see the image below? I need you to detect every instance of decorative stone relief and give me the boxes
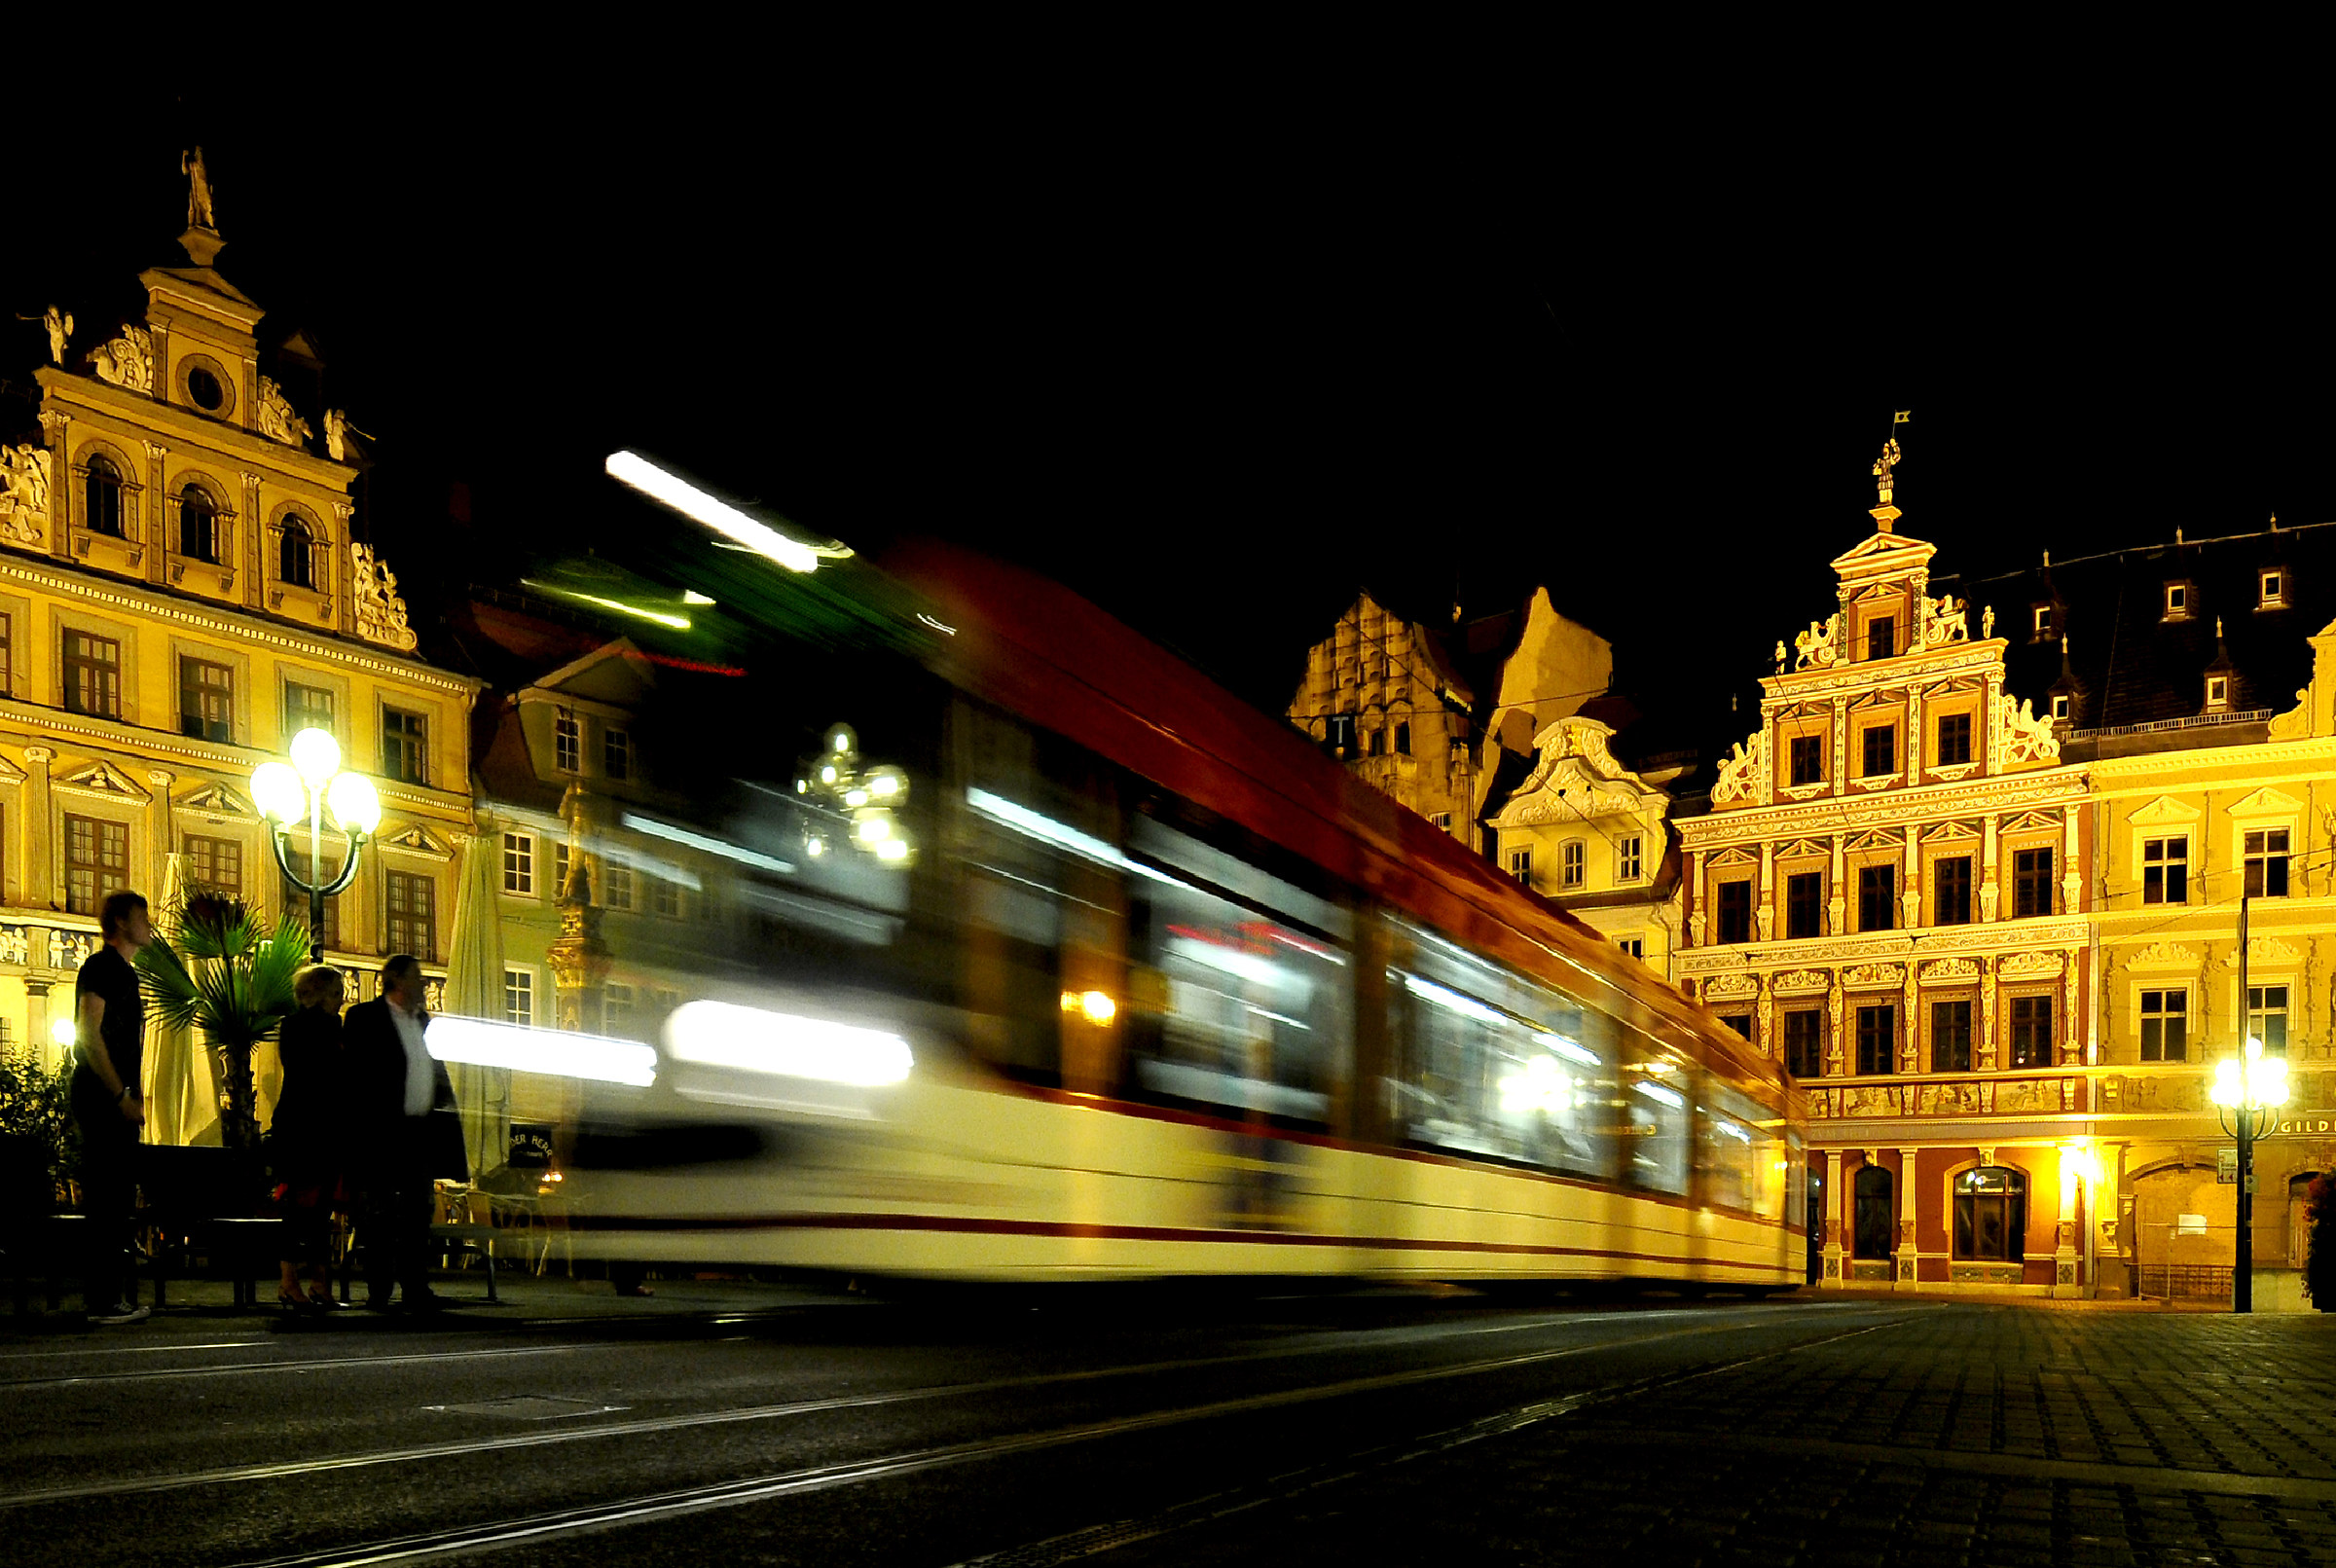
[1793,614,1842,670]
[1920,594,1969,647]
[350,542,419,651]
[1703,972,1758,1000]
[91,324,155,392]
[255,378,312,447]
[2269,689,2310,742]
[0,443,51,543]
[1994,692,2061,766]
[1999,952,2062,980]
[1773,967,1830,994]
[2226,935,2302,966]
[0,928,27,966]
[1920,957,1981,983]
[1709,730,1766,806]
[1842,962,1905,988]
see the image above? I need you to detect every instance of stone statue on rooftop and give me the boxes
[41,306,70,365]
[183,147,217,232]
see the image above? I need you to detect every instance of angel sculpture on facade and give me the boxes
[322,409,374,463]
[26,305,73,365]
[1774,640,1788,674]
[0,444,52,541]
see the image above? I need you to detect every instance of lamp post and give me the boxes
[251,727,382,963]
[2210,1034,2289,1314]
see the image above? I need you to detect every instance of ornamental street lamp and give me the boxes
[251,727,382,963]
[2210,1034,2290,1314]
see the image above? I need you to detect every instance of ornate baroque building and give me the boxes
[0,167,479,1138]
[1675,447,2099,1295]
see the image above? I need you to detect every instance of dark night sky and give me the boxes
[8,62,2329,755]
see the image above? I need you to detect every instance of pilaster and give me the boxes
[1821,1149,1845,1286]
[22,746,54,908]
[1896,1146,1921,1288]
[1756,841,1774,940]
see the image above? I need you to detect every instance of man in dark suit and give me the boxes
[346,954,467,1310]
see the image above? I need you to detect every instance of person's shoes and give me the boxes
[307,1288,347,1309]
[89,1302,150,1326]
[398,1290,446,1313]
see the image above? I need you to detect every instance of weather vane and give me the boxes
[1872,409,1911,507]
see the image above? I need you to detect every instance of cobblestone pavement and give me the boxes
[1086,1304,2336,1567]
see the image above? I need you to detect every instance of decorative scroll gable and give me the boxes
[350,542,419,652]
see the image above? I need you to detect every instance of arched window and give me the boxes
[1852,1163,1895,1258]
[179,484,217,563]
[279,517,314,589]
[85,456,124,537]
[1953,1166,2026,1261]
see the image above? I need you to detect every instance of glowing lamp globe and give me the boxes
[327,772,383,836]
[250,761,308,826]
[289,726,342,789]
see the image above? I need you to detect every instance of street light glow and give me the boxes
[327,771,383,836]
[251,761,307,826]
[289,726,340,788]
[605,451,819,573]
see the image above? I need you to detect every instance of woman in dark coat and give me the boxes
[272,965,348,1307]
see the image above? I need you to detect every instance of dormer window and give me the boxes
[2030,603,2057,641]
[2050,694,2071,722]
[2206,674,2230,711]
[2163,581,2194,622]
[1867,615,1896,660]
[2261,570,2287,608]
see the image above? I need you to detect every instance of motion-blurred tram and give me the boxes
[527,527,1807,1287]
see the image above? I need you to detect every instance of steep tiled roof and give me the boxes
[1935,522,2336,733]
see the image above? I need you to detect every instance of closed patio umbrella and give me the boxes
[442,810,511,1175]
[142,852,220,1147]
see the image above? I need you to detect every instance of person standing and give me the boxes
[73,891,153,1326]
[272,965,349,1308]
[345,955,466,1310]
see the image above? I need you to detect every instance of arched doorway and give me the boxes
[1853,1164,1894,1260]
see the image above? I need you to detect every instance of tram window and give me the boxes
[1124,851,1347,1126]
[1624,1037,1691,1196]
[1391,923,1617,1179]
[1695,1076,1772,1215]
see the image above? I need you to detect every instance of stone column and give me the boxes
[1822,1149,1845,1287]
[1685,849,1704,948]
[1980,961,1999,1071]
[2053,1148,2084,1298]
[1826,979,1845,1076]
[1979,811,2000,922]
[39,410,69,559]
[1897,1146,1921,1289]
[145,771,173,905]
[1756,841,1775,941]
[2062,950,2084,1066]
[2061,804,2082,916]
[1828,836,1846,936]
[1901,833,1921,933]
[142,440,169,585]
[24,981,55,1071]
[22,747,54,909]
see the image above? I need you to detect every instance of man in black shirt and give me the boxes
[74,890,153,1325]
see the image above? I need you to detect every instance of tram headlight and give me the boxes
[664,1001,913,1087]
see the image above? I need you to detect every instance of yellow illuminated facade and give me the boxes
[0,193,479,1137]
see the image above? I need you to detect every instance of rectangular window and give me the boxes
[178,657,234,743]
[2142,836,2188,905]
[1931,999,1973,1073]
[183,834,242,896]
[1935,711,1972,766]
[0,610,12,694]
[1789,734,1823,785]
[603,981,636,1037]
[504,967,534,1027]
[2014,846,2055,918]
[2051,694,2070,721]
[1392,722,1409,756]
[2032,604,2053,634]
[385,869,437,962]
[2139,989,2188,1063]
[650,875,680,919]
[2245,828,2291,897]
[63,814,128,916]
[1855,1004,1895,1076]
[1616,836,1642,882]
[2009,995,2054,1068]
[1868,615,1896,660]
[1786,871,1823,939]
[284,681,334,739]
[1783,1009,1822,1079]
[552,841,572,897]
[383,707,428,785]
[2263,570,2285,607]
[1716,879,1752,944]
[604,727,633,780]
[502,831,534,895]
[281,847,342,950]
[61,629,122,719]
[1430,812,1452,832]
[2165,582,2189,618]
[1507,847,1532,886]
[2248,984,2289,1054]
[1861,724,1896,778]
[2207,675,2229,708]
[1935,856,1972,926]
[1721,1013,1753,1039]
[1559,840,1586,891]
[555,712,581,774]
[1616,936,1644,962]
[603,862,635,911]
[1857,863,1895,932]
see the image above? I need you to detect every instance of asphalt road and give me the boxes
[6,1283,2335,1566]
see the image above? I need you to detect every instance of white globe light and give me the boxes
[289,727,342,789]
[51,1015,76,1048]
[327,771,383,836]
[250,761,308,826]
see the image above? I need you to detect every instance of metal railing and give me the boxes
[2066,710,2272,742]
[2137,1262,2234,1301]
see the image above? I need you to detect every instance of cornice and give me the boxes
[1676,916,2089,975]
[0,557,480,694]
[1763,638,2004,699]
[1680,766,2087,847]
[38,367,354,488]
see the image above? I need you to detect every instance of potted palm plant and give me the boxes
[135,893,310,1153]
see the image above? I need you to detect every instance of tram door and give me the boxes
[1807,1170,1824,1284]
